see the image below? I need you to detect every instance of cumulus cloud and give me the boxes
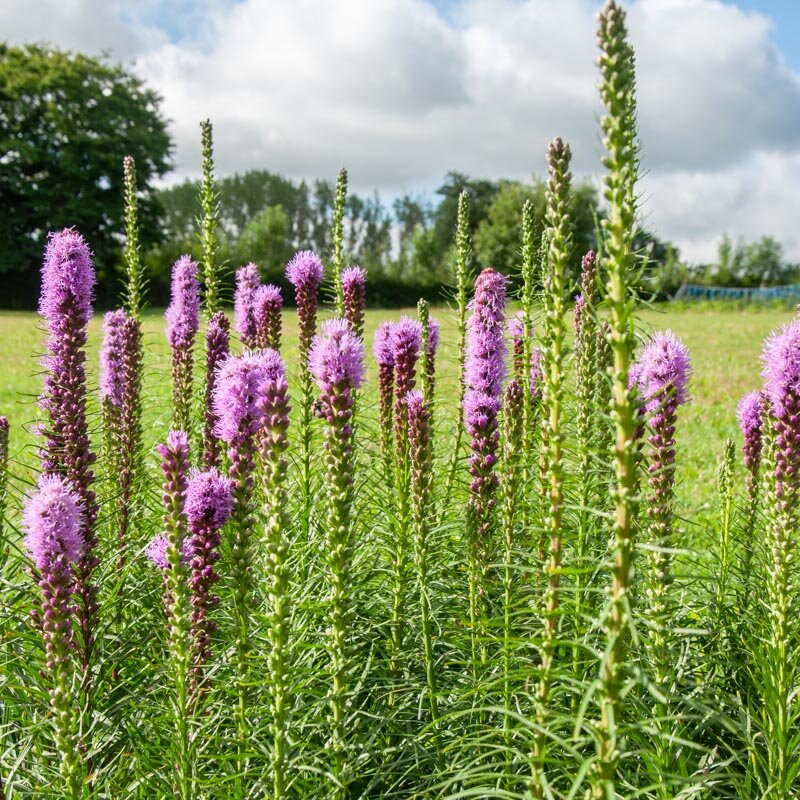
[3,0,800,261]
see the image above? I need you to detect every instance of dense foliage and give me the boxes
[0,44,171,304]
[3,3,800,799]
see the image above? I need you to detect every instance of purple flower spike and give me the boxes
[737,391,764,471]
[146,535,192,570]
[428,318,440,359]
[464,267,507,406]
[202,311,231,468]
[213,354,269,443]
[254,284,283,351]
[464,267,507,558]
[23,475,84,570]
[185,467,233,677]
[286,250,324,289]
[374,322,396,367]
[635,330,692,413]
[309,318,365,392]
[234,264,261,348]
[391,316,422,400]
[166,256,200,350]
[762,320,800,420]
[186,469,234,533]
[40,228,95,328]
[530,348,544,400]
[100,309,133,408]
[341,266,367,338]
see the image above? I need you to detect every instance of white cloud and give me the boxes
[3,0,800,262]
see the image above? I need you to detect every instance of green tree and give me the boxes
[0,44,171,304]
[235,205,294,282]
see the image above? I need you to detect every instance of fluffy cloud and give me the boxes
[3,0,800,262]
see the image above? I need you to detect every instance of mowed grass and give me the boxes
[0,302,793,516]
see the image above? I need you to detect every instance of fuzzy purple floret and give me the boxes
[166,256,200,349]
[234,264,261,345]
[309,318,365,390]
[158,429,191,464]
[99,309,131,407]
[255,284,282,322]
[374,322,396,367]
[40,228,95,328]
[737,390,764,471]
[464,267,507,422]
[427,318,440,358]
[391,316,422,396]
[286,250,324,288]
[341,266,366,291]
[762,320,800,420]
[260,347,287,384]
[508,311,524,341]
[23,475,84,570]
[146,534,192,570]
[185,469,234,532]
[213,353,270,442]
[634,330,692,413]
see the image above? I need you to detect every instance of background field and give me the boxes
[0,302,793,520]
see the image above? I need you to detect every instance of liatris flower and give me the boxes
[213,352,268,778]
[254,284,283,351]
[24,475,84,797]
[389,316,422,685]
[146,534,192,570]
[374,322,396,479]
[234,264,260,348]
[286,250,324,534]
[463,266,507,669]
[392,316,423,449]
[418,299,439,410]
[38,228,99,711]
[406,390,438,726]
[591,4,640,796]
[533,137,573,798]
[199,119,220,316]
[99,309,141,577]
[184,468,232,691]
[166,256,200,433]
[737,391,764,579]
[633,331,691,794]
[0,416,7,543]
[341,266,367,340]
[287,251,324,357]
[759,320,800,796]
[308,319,364,792]
[202,311,230,469]
[257,349,292,800]
[156,429,194,799]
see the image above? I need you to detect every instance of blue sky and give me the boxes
[2,0,800,262]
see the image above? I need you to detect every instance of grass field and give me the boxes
[0,301,793,517]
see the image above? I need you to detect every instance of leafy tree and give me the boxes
[0,44,171,303]
[235,205,294,282]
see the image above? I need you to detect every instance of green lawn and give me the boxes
[0,303,793,513]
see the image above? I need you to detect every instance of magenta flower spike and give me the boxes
[24,475,84,792]
[254,284,283,351]
[391,316,422,451]
[185,468,233,682]
[374,321,396,476]
[166,256,200,433]
[37,228,99,699]
[286,250,324,362]
[234,263,261,349]
[341,266,367,340]
[738,391,764,474]
[202,311,231,469]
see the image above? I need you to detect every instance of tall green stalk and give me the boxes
[331,167,348,316]
[199,119,220,317]
[531,137,573,798]
[591,3,640,797]
[442,190,471,510]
